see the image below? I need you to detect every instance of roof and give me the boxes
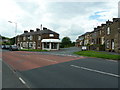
[41,39,61,43]
[20,29,59,36]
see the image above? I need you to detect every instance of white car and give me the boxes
[81,46,87,51]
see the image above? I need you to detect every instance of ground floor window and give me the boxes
[38,42,41,48]
[111,39,114,50]
[51,43,57,49]
[106,40,110,49]
[29,42,33,48]
[44,42,49,48]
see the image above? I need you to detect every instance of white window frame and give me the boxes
[49,34,54,37]
[23,36,26,41]
[38,36,41,40]
[107,27,110,35]
[30,35,33,40]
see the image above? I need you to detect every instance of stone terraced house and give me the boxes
[16,27,61,50]
[76,18,120,53]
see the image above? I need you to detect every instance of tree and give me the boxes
[9,37,15,45]
[61,37,72,48]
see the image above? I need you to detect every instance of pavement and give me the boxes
[1,47,119,88]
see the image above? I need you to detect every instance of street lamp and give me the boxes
[8,21,17,46]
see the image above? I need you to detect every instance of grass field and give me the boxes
[74,50,120,60]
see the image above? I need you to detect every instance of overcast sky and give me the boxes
[0,0,119,41]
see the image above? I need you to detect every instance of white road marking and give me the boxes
[19,77,26,84]
[39,58,58,63]
[105,59,118,62]
[70,65,120,78]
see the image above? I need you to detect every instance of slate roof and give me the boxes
[20,29,59,36]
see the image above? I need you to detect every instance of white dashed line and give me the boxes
[19,77,26,84]
[70,65,120,78]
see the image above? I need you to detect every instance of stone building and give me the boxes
[76,18,120,53]
[16,27,61,50]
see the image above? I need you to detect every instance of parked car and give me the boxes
[81,46,87,51]
[1,45,10,49]
[9,45,19,51]
[5,45,10,49]
[0,45,5,49]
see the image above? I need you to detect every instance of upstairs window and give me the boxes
[38,36,41,40]
[100,30,101,35]
[30,35,33,40]
[49,34,54,37]
[23,36,26,41]
[106,40,110,49]
[107,27,110,35]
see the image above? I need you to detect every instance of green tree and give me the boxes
[9,37,15,45]
[61,37,72,48]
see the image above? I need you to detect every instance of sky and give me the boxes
[0,0,119,41]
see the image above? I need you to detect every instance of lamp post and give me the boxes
[8,21,17,46]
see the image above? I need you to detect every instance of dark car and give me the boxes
[5,45,10,49]
[9,45,19,51]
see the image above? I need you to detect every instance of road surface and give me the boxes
[1,48,119,88]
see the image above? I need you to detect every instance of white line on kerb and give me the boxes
[19,77,26,84]
[70,65,120,78]
[106,59,118,62]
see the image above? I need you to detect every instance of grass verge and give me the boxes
[19,49,48,52]
[74,50,120,60]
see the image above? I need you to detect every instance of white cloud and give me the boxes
[0,0,118,41]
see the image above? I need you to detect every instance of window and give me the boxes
[23,42,26,47]
[38,42,41,48]
[51,43,57,49]
[107,27,110,35]
[30,35,33,40]
[28,36,30,40]
[49,34,54,37]
[111,39,114,50]
[100,30,101,35]
[106,40,110,49]
[38,36,41,40]
[101,37,104,45]
[44,42,49,48]
[29,42,33,48]
[23,36,26,41]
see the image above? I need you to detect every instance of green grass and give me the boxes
[20,49,48,52]
[74,51,120,60]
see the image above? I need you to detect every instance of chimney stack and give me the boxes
[30,30,34,32]
[113,18,120,22]
[24,30,28,33]
[36,28,40,31]
[43,27,47,30]
[101,24,106,26]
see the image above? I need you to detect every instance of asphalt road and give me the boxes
[1,48,119,88]
[1,49,27,88]
[2,61,27,88]
[18,58,118,88]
